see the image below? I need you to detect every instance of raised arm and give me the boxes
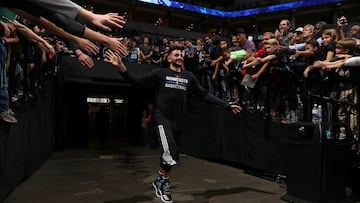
[10,20,55,54]
[29,0,126,31]
[336,16,347,41]
[243,54,276,68]
[104,49,127,72]
[251,62,269,80]
[76,10,126,32]
[12,8,98,55]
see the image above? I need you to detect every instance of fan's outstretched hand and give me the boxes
[230,104,242,114]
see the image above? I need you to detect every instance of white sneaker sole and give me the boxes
[152,182,173,203]
[152,182,161,198]
[160,196,173,203]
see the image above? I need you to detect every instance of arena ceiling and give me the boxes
[74,0,359,34]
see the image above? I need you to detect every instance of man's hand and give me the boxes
[337,16,348,28]
[105,37,128,57]
[78,53,94,68]
[36,40,55,54]
[104,49,126,72]
[91,13,126,32]
[313,60,325,68]
[230,104,242,114]
[75,37,99,56]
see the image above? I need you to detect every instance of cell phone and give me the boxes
[339,19,347,24]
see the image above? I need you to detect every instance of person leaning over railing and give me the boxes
[313,38,359,141]
[0,21,17,123]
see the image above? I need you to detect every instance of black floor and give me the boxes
[3,145,288,203]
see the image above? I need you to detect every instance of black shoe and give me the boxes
[152,173,173,203]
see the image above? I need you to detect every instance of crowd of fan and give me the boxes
[0,2,360,150]
[0,0,129,124]
[120,18,360,146]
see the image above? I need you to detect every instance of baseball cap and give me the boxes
[294,27,304,33]
[234,28,245,35]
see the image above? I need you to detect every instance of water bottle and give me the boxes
[317,105,322,123]
[296,93,302,104]
[311,104,318,124]
[325,102,333,139]
[290,110,296,123]
[295,102,303,122]
[326,128,333,139]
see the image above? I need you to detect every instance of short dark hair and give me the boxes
[337,38,357,54]
[306,39,319,48]
[233,28,245,35]
[168,46,183,54]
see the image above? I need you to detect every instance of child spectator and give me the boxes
[314,38,358,140]
[244,38,296,122]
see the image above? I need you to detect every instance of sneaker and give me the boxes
[152,174,162,198]
[152,174,173,203]
[1,110,18,123]
[159,178,172,203]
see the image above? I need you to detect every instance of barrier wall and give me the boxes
[0,80,56,202]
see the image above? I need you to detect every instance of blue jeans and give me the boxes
[206,70,219,98]
[0,42,9,112]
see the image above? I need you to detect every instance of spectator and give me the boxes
[0,22,17,123]
[193,38,206,86]
[314,21,328,47]
[233,28,256,54]
[289,27,304,46]
[151,43,162,66]
[183,39,196,72]
[275,19,293,46]
[348,24,360,39]
[229,35,240,51]
[159,37,169,56]
[314,38,358,140]
[244,38,295,122]
[322,28,338,60]
[127,40,141,63]
[222,49,248,103]
[203,33,217,96]
[139,36,153,64]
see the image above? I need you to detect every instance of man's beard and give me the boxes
[171,60,182,68]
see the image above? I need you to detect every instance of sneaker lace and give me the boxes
[162,179,171,195]
[2,110,9,116]
[2,110,13,116]
[8,109,15,115]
